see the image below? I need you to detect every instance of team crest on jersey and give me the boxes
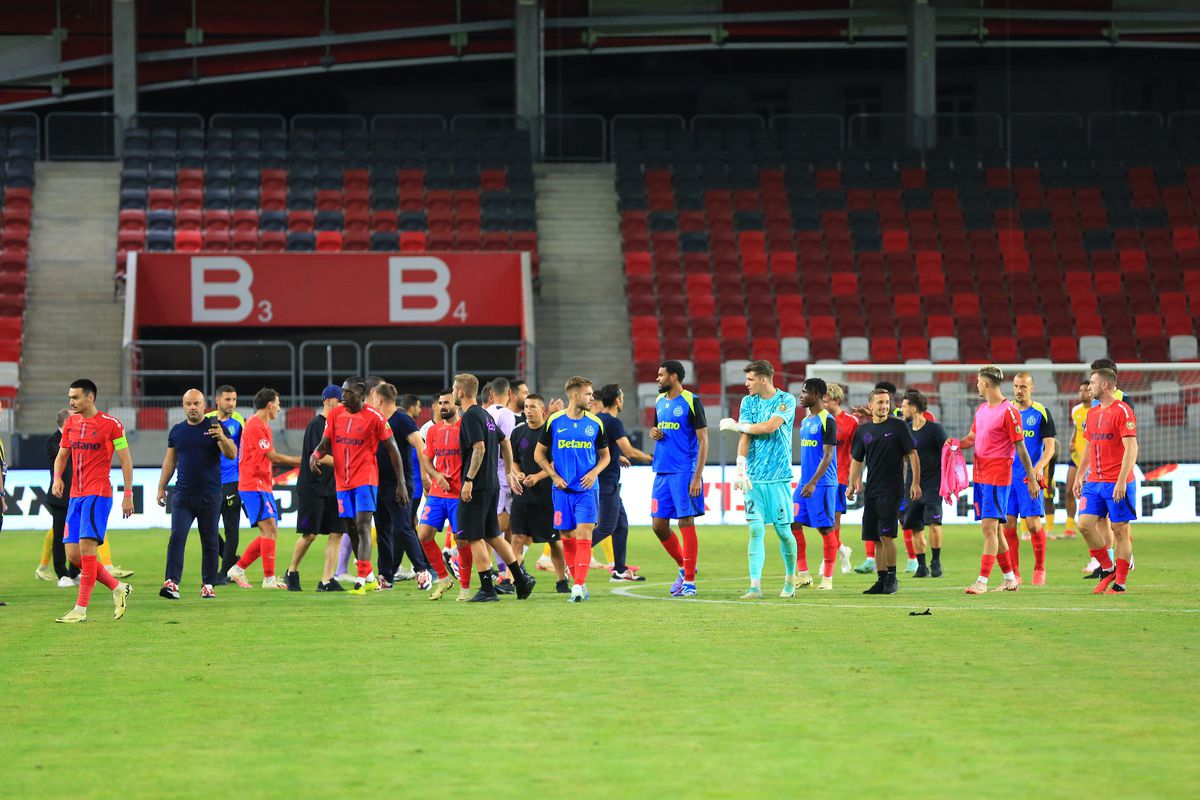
[585,425,596,437]
[863,433,873,444]
[1126,421,1135,430]
[673,405,684,418]
[258,439,270,449]
[779,403,786,411]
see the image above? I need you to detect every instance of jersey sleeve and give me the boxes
[609,416,628,443]
[1006,406,1023,443]
[398,413,419,439]
[774,395,796,426]
[1119,403,1138,437]
[461,409,484,450]
[851,429,865,462]
[167,424,178,450]
[690,396,708,429]
[738,395,751,420]
[595,428,609,451]
[59,426,70,448]
[901,421,916,452]
[423,429,436,459]
[537,420,554,449]
[932,423,948,451]
[376,412,394,441]
[109,418,129,450]
[821,414,837,446]
[321,408,335,441]
[1041,407,1057,439]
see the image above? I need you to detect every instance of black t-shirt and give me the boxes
[851,417,915,499]
[299,413,335,498]
[459,404,500,493]
[510,422,551,505]
[46,433,71,509]
[378,409,418,493]
[596,412,626,487]
[907,420,947,496]
[168,419,223,495]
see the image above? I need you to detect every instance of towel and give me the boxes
[940,438,969,505]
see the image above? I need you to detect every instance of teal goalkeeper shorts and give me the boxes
[744,481,793,527]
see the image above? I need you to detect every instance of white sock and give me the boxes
[977,575,989,584]
[74,604,87,614]
[1003,571,1016,582]
[750,578,761,589]
[365,571,375,583]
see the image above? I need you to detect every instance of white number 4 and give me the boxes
[452,301,468,323]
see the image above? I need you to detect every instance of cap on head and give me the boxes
[321,385,343,401]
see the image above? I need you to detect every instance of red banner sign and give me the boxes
[131,253,527,329]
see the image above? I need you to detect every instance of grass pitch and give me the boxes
[1,524,1197,800]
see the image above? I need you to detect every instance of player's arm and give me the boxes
[907,448,922,501]
[383,436,409,506]
[461,440,486,502]
[846,458,864,501]
[616,436,652,464]
[959,423,976,450]
[207,416,238,459]
[156,446,177,507]
[1113,434,1139,501]
[115,444,136,517]
[308,434,332,473]
[1015,440,1038,497]
[1034,409,1057,481]
[501,438,523,495]
[802,417,838,497]
[268,447,302,467]
[51,447,70,497]
[1072,440,1091,498]
[534,439,567,490]
[580,433,610,490]
[691,402,709,497]
[719,415,786,436]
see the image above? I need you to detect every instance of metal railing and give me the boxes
[299,340,363,395]
[364,340,451,389]
[211,339,298,398]
[122,340,209,404]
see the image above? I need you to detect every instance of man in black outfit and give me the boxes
[509,393,568,593]
[454,372,535,602]
[901,389,948,578]
[45,408,79,586]
[372,381,435,590]
[286,386,346,592]
[847,387,921,595]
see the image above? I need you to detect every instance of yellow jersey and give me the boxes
[1069,402,1088,466]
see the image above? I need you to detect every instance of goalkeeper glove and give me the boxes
[719,417,750,434]
[733,455,752,492]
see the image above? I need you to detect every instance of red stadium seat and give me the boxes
[286,406,315,430]
[315,231,343,252]
[259,230,286,252]
[400,232,426,252]
[174,230,201,252]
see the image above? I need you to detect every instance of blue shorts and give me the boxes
[336,485,378,518]
[793,484,837,529]
[1006,477,1044,519]
[650,472,705,520]
[835,483,848,514]
[64,496,113,543]
[553,487,599,530]
[973,483,1011,522]
[1079,481,1137,523]
[240,491,280,528]
[419,495,460,533]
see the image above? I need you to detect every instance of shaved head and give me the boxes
[182,388,207,423]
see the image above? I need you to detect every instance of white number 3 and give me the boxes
[257,300,273,323]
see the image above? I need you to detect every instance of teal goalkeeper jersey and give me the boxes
[539,410,609,491]
[738,390,796,483]
[799,409,839,487]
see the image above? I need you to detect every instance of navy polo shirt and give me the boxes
[168,418,223,495]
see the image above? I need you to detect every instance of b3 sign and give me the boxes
[135,253,524,328]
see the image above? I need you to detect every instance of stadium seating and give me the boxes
[0,122,36,400]
[114,119,539,284]
[615,124,1200,403]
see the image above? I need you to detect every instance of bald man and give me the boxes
[157,389,237,599]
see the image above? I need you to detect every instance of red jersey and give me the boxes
[1085,401,1137,483]
[423,420,463,498]
[323,404,392,491]
[833,411,859,485]
[59,412,128,498]
[969,400,1023,485]
[238,414,276,492]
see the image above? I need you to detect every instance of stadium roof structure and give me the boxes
[1,1,1200,111]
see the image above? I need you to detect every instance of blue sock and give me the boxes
[748,522,766,584]
[773,524,797,576]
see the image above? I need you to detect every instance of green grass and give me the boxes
[1,524,1198,800]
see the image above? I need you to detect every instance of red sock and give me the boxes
[865,540,876,559]
[95,562,119,590]
[1003,526,1020,572]
[821,534,837,578]
[237,536,262,569]
[979,553,997,579]
[996,549,1013,574]
[792,525,808,572]
[356,559,372,579]
[262,537,277,578]
[457,543,473,589]
[680,525,698,581]
[1115,557,1131,586]
[903,530,916,559]
[573,537,591,585]
[77,554,98,608]
[1089,548,1113,570]
[423,539,448,579]
[834,526,842,549]
[444,532,453,549]
[1031,529,1047,570]
[659,531,684,567]
[561,538,576,574]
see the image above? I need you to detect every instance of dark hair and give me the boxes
[400,393,420,411]
[874,380,897,395]
[596,384,622,407]
[802,377,827,397]
[511,379,528,391]
[1092,368,1118,387]
[660,360,686,382]
[365,375,385,389]
[69,378,98,398]
[744,359,775,378]
[437,388,455,401]
[215,384,236,397]
[343,377,368,395]
[903,389,928,413]
[525,393,545,405]
[253,387,279,409]
[870,387,891,400]
[490,377,510,397]
[1090,358,1118,377]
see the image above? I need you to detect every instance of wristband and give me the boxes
[463,477,474,483]
[123,488,134,497]
[737,422,751,434]
[736,455,748,474]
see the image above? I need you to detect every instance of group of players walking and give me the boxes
[26,351,1138,622]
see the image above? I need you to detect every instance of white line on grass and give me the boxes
[609,581,1200,614]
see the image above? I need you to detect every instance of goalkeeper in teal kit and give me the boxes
[719,360,799,599]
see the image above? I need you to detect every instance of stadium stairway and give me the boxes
[17,162,124,431]
[532,163,635,411]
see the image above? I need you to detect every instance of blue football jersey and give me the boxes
[1013,401,1057,480]
[652,390,707,474]
[799,409,838,486]
[205,410,243,484]
[738,390,796,483]
[539,410,609,491]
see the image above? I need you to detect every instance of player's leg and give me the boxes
[335,533,354,582]
[1109,520,1133,593]
[1043,480,1056,538]
[162,493,196,599]
[834,486,853,574]
[349,506,378,593]
[196,495,222,597]
[853,491,876,572]
[393,497,431,588]
[861,499,887,595]
[58,498,127,623]
[902,524,918,573]
[1027,510,1047,585]
[815,486,839,588]
[454,533,474,599]
[37,529,54,580]
[288,535,317,590]
[903,501,928,578]
[929,523,944,577]
[610,497,634,579]
[790,494,814,587]
[257,516,286,588]
[321,533,342,587]
[1002,487,1022,577]
[373,500,397,590]
[227,491,265,587]
[741,483,768,599]
[768,482,798,593]
[1063,465,1079,539]
[218,482,242,576]
[50,505,78,582]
